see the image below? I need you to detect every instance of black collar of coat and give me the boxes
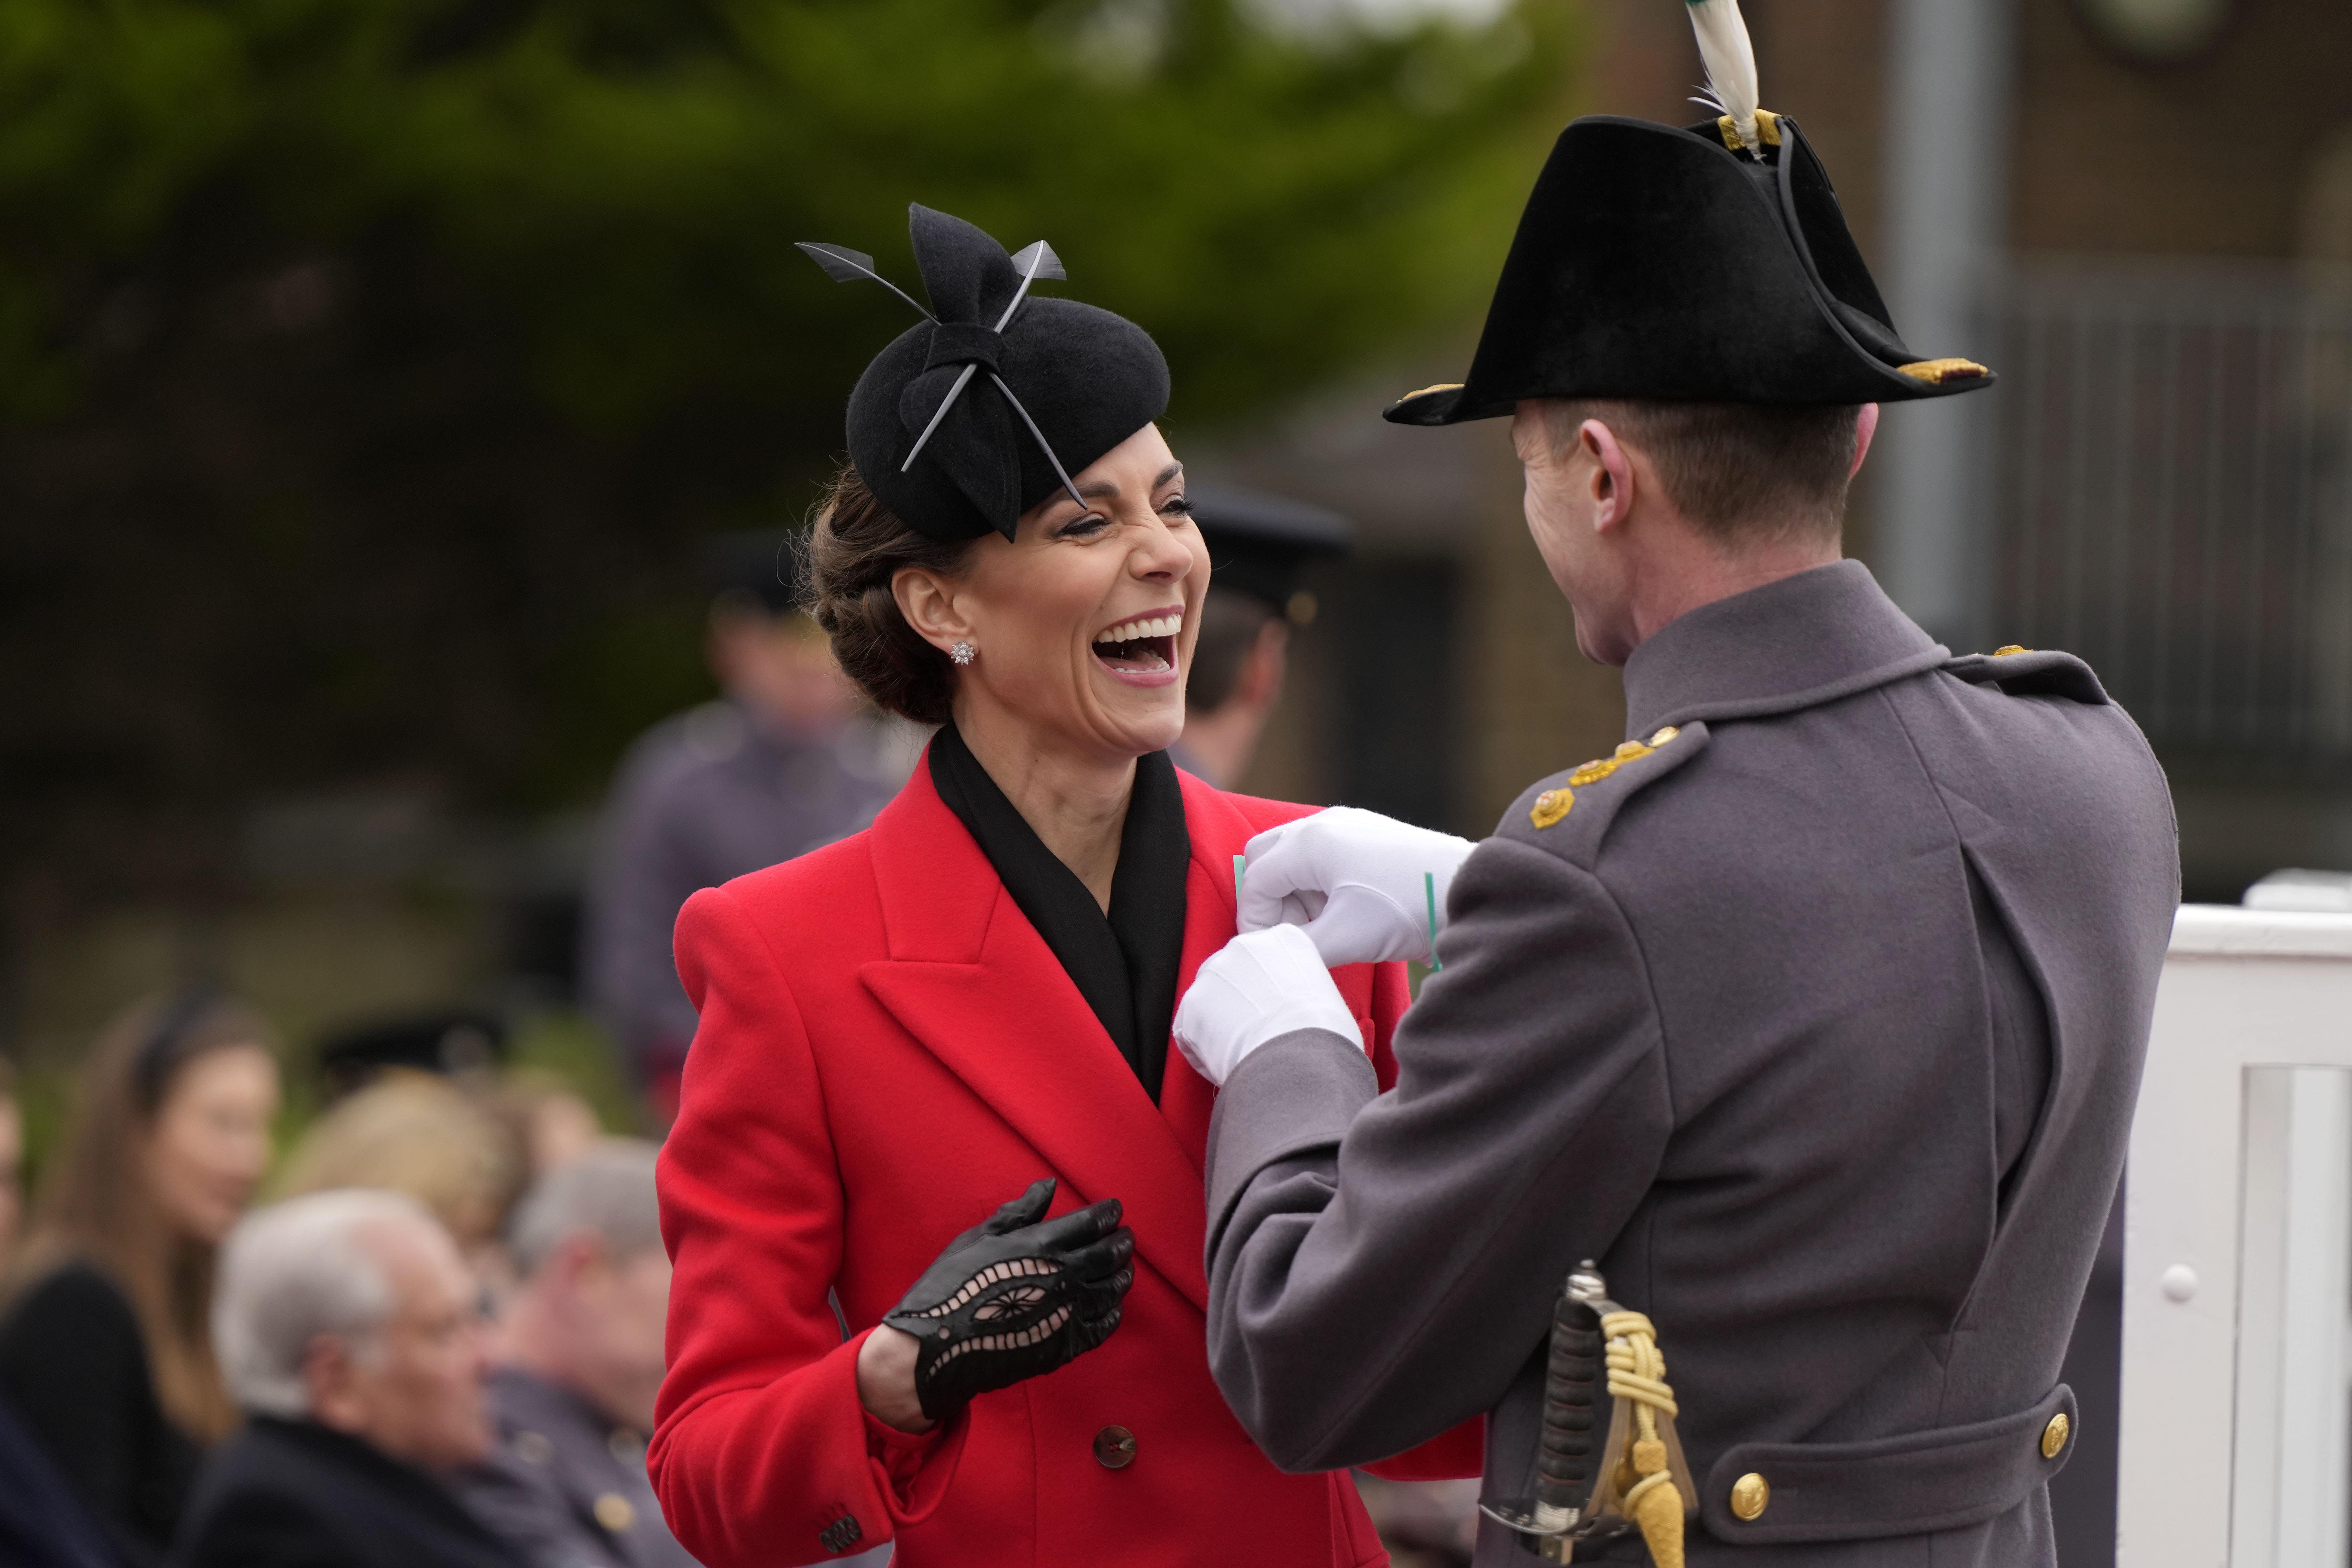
[1621,560,1949,737]
[926,723,1190,1102]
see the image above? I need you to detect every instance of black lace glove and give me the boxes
[882,1178,1134,1423]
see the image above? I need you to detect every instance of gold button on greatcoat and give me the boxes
[594,1493,636,1533]
[2042,1412,2071,1459]
[1094,1425,1138,1469]
[1730,1472,1769,1521]
[1529,789,1573,829]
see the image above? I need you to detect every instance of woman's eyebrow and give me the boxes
[1068,461,1183,505]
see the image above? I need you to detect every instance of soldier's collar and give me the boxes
[1620,560,1948,737]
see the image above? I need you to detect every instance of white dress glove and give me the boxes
[1173,926,1362,1088]
[1238,806,1478,967]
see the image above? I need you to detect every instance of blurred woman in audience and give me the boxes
[0,990,281,1566]
[274,1068,529,1280]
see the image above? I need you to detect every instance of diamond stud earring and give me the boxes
[950,641,975,666]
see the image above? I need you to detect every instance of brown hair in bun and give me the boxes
[805,464,975,725]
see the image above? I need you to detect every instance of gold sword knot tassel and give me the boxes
[1601,1311,1685,1568]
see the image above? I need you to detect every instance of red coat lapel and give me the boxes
[859,763,1213,1313]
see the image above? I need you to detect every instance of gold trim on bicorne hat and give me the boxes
[1896,358,1989,385]
[1716,109,1782,151]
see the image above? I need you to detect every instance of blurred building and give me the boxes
[1206,0,2352,906]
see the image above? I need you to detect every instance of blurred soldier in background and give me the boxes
[584,532,907,1123]
[458,1143,704,1568]
[1169,483,1350,790]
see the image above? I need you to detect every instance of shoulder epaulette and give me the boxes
[1503,721,1711,867]
[1943,645,2110,705]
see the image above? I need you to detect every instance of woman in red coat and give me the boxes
[650,207,1475,1568]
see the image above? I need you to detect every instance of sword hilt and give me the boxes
[1482,1261,1615,1557]
[1534,1283,1606,1528]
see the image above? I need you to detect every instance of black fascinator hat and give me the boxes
[802,206,1170,543]
[1387,0,1992,424]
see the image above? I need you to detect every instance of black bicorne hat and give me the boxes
[1386,111,1992,425]
[802,206,1170,543]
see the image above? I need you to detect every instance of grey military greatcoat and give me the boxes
[1203,561,2179,1566]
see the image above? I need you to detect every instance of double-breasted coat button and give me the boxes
[1093,1425,1138,1469]
[1730,1472,1770,1521]
[2042,1412,2071,1459]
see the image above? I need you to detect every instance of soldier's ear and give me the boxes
[1850,403,1880,479]
[1578,419,1639,537]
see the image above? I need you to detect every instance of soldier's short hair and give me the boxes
[506,1139,664,1279]
[1541,399,1864,544]
[1186,587,1281,715]
[214,1188,442,1418]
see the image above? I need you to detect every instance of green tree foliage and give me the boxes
[0,0,1562,907]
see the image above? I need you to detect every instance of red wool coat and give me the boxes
[651,761,1479,1568]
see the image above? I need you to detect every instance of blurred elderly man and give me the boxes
[457,1142,700,1568]
[177,1189,523,1568]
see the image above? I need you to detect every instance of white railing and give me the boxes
[2120,905,2352,1568]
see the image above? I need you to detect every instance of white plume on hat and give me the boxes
[1685,0,1762,155]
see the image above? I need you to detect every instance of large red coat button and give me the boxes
[1093,1426,1138,1469]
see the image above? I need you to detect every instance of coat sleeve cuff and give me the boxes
[1205,1028,1377,1259]
[851,1333,968,1528]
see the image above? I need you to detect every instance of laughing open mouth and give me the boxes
[1092,609,1182,675]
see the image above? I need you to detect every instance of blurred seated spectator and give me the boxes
[177,1189,523,1568]
[0,1055,24,1261]
[491,1072,606,1181]
[275,1069,528,1272]
[0,1392,129,1568]
[0,990,279,1566]
[457,1143,698,1568]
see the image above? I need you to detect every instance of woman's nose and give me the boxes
[1131,517,1193,580]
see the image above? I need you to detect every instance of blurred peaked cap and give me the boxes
[1185,481,1353,613]
[317,1007,506,1095]
[842,205,1169,544]
[700,528,808,613]
[1385,114,1994,426]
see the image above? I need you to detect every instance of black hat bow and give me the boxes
[802,206,1170,543]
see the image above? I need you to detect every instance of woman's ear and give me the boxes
[891,566,972,654]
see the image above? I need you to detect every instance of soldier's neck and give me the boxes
[1615,520,1844,660]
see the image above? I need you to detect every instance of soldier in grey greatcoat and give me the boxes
[582,532,909,1117]
[1170,26,2179,1568]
